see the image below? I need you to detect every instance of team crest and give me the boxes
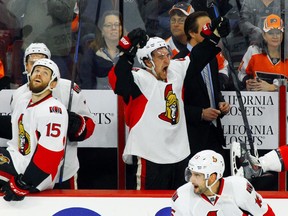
[0,153,10,165]
[158,84,179,125]
[18,114,31,155]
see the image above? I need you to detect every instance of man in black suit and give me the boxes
[175,11,231,176]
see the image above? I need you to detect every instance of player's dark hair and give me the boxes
[184,11,209,41]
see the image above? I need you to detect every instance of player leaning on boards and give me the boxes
[171,150,275,216]
[0,43,95,189]
[0,59,68,201]
[108,16,230,190]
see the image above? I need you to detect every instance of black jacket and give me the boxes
[175,47,226,156]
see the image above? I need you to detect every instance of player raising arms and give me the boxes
[171,150,275,215]
[0,59,68,201]
[109,15,230,190]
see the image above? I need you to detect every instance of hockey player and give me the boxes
[108,16,230,190]
[0,43,95,189]
[0,59,68,201]
[171,150,275,215]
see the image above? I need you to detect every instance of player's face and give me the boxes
[151,47,171,80]
[26,54,47,73]
[194,16,211,44]
[190,171,209,195]
[29,66,53,93]
[170,14,186,39]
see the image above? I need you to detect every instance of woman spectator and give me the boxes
[238,14,288,91]
[79,10,123,89]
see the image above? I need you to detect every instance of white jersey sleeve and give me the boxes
[232,176,273,215]
[52,78,92,117]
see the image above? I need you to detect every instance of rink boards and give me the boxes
[0,190,287,215]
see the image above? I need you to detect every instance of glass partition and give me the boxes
[0,0,286,191]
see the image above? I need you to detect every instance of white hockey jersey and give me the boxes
[123,57,191,164]
[10,78,93,182]
[171,176,275,216]
[7,94,68,191]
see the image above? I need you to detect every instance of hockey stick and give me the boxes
[206,0,258,177]
[58,0,82,185]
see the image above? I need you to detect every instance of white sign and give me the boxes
[0,194,286,216]
[221,91,279,149]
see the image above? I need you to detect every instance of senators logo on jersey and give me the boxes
[0,153,10,165]
[158,84,179,125]
[18,114,31,155]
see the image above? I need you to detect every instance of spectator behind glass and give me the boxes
[166,1,194,58]
[15,0,77,80]
[173,9,230,91]
[238,14,288,92]
[239,0,281,46]
[79,10,123,89]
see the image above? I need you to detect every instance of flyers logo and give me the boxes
[158,84,179,125]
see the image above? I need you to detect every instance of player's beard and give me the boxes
[29,81,48,94]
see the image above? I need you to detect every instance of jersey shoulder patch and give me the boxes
[49,106,63,114]
[73,83,81,94]
[172,191,179,202]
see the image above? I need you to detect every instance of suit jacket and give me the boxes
[175,47,226,156]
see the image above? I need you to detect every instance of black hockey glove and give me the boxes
[216,17,230,38]
[1,174,30,201]
[67,110,87,141]
[200,17,230,44]
[117,28,149,57]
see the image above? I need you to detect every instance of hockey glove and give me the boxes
[1,174,30,201]
[200,17,230,44]
[118,28,148,57]
[67,110,87,141]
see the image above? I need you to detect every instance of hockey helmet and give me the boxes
[31,58,60,82]
[185,150,225,182]
[24,43,51,65]
[136,37,170,68]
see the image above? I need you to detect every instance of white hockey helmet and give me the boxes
[136,37,169,68]
[31,58,60,82]
[24,43,51,65]
[185,150,225,182]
